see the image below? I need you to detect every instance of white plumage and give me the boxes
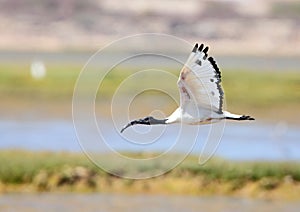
[121,43,254,133]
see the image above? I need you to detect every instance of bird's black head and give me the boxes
[144,116,168,125]
[143,116,155,124]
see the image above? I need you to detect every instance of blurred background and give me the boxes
[0,0,300,211]
[1,0,300,54]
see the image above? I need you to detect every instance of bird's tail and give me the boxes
[223,111,255,121]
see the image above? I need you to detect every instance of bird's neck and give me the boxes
[150,118,168,125]
[165,108,181,124]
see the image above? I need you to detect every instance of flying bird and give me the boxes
[121,43,254,133]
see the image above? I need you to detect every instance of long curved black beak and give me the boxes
[120,116,167,133]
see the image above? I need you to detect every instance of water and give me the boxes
[0,119,299,161]
[0,193,299,212]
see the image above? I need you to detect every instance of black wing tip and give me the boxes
[192,43,198,53]
[192,43,209,54]
[207,56,223,113]
[193,44,224,114]
[203,46,209,54]
[198,43,204,52]
[208,56,221,78]
[195,43,209,59]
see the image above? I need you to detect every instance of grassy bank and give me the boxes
[1,63,299,122]
[1,150,300,200]
[1,63,299,103]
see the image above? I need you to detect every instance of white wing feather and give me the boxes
[177,43,224,114]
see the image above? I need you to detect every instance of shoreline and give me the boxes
[0,150,300,201]
[1,174,300,201]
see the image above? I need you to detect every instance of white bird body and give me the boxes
[121,43,254,133]
[166,106,225,125]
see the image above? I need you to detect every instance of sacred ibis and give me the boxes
[121,43,254,133]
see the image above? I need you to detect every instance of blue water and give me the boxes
[1,119,299,161]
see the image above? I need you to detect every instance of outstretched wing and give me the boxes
[177,43,224,114]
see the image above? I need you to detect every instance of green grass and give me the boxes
[0,150,104,184]
[0,63,80,100]
[1,150,300,185]
[1,63,299,104]
[178,157,300,182]
[1,63,300,121]
[1,150,300,199]
[222,70,300,108]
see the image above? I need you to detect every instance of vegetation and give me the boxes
[1,63,299,198]
[2,63,300,101]
[1,63,299,122]
[0,63,80,100]
[0,150,300,199]
[222,70,300,122]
